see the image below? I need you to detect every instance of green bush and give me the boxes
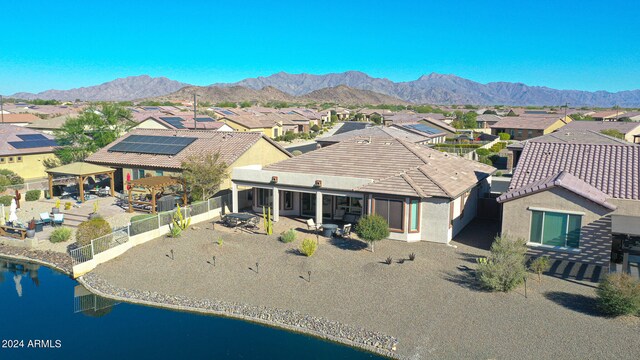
[167,225,182,238]
[130,214,156,222]
[0,169,24,192]
[300,238,317,257]
[25,190,41,201]
[356,214,390,252]
[0,195,12,206]
[310,124,320,132]
[280,229,297,243]
[478,157,493,166]
[283,131,297,142]
[476,148,491,156]
[498,132,511,140]
[50,227,72,243]
[529,256,551,282]
[476,234,528,292]
[489,141,507,153]
[596,273,640,316]
[76,217,112,247]
[291,150,303,156]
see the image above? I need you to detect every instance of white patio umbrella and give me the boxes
[8,198,18,223]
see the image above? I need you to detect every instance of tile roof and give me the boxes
[265,137,495,198]
[476,114,502,123]
[385,113,456,133]
[221,114,280,129]
[497,171,617,210]
[503,142,640,200]
[87,129,290,170]
[507,129,631,150]
[0,124,58,156]
[590,111,621,118]
[26,114,78,130]
[490,115,568,130]
[0,113,41,123]
[317,126,434,144]
[561,120,640,134]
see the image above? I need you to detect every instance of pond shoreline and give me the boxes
[78,272,399,359]
[0,245,72,275]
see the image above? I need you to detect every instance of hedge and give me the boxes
[0,195,13,206]
[25,190,41,201]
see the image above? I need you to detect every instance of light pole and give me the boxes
[1,95,4,123]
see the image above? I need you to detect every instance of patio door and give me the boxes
[322,196,332,219]
[301,193,315,217]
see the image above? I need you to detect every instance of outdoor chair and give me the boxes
[335,223,352,238]
[53,214,64,226]
[306,218,322,231]
[39,212,51,226]
[332,208,345,221]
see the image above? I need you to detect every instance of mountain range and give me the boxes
[9,72,640,107]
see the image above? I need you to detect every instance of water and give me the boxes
[0,258,384,360]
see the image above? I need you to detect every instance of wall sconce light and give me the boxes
[314,180,322,187]
[271,176,278,183]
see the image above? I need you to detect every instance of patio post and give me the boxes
[231,182,239,213]
[127,185,133,213]
[48,174,53,199]
[109,171,115,196]
[315,191,323,226]
[272,187,279,222]
[151,188,157,214]
[78,175,84,203]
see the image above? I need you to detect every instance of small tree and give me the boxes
[356,214,390,252]
[181,153,229,201]
[310,124,320,132]
[476,234,528,292]
[596,273,640,316]
[76,217,112,250]
[529,256,551,283]
[370,114,383,125]
[498,132,511,141]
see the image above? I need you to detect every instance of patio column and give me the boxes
[127,186,133,213]
[151,188,157,214]
[48,174,53,199]
[109,172,115,196]
[231,182,239,213]
[272,187,279,222]
[315,191,323,226]
[78,175,84,203]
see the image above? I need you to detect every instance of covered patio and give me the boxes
[46,162,115,202]
[126,176,188,214]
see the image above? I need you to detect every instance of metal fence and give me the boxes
[70,193,232,265]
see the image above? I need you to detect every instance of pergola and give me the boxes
[46,162,115,203]
[126,176,188,214]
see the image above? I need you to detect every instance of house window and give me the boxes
[255,188,272,207]
[335,196,363,214]
[529,210,582,248]
[155,170,164,176]
[0,158,5,163]
[409,199,420,232]
[282,191,293,210]
[8,157,14,163]
[373,197,404,232]
[517,129,523,138]
[527,130,533,138]
[139,169,146,178]
[16,156,23,163]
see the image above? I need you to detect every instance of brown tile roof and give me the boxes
[497,171,617,210]
[386,113,456,133]
[221,114,280,129]
[0,124,58,156]
[590,111,621,118]
[561,120,640,134]
[0,113,41,123]
[265,137,495,198]
[507,129,632,150]
[502,142,640,200]
[26,114,78,130]
[317,126,434,145]
[86,129,290,170]
[490,115,568,130]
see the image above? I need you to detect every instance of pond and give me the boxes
[0,258,385,359]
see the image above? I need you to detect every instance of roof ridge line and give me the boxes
[417,166,454,198]
[400,173,427,198]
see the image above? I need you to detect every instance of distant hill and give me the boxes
[10,75,189,101]
[9,71,640,106]
[215,71,640,107]
[151,84,408,105]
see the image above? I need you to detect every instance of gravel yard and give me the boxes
[90,219,640,359]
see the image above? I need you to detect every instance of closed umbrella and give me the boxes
[8,198,17,223]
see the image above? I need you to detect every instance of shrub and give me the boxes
[498,132,511,140]
[130,214,155,222]
[476,234,528,292]
[25,190,41,201]
[356,214,390,252]
[291,150,303,156]
[529,256,551,283]
[76,217,112,247]
[0,195,12,206]
[50,227,72,243]
[300,238,317,257]
[0,169,24,192]
[476,148,491,156]
[409,253,416,261]
[495,171,503,177]
[280,229,297,243]
[478,157,493,166]
[283,131,297,142]
[596,273,640,316]
[384,256,393,265]
[167,226,182,238]
[216,237,223,246]
[310,124,320,132]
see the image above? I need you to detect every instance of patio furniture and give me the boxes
[0,225,27,240]
[39,212,51,226]
[333,208,346,221]
[53,214,64,226]
[35,221,44,232]
[98,187,111,197]
[335,223,352,238]
[306,218,322,231]
[343,213,360,224]
[223,213,259,228]
[321,223,339,237]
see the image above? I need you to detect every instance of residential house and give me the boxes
[356,108,394,122]
[497,141,640,267]
[219,114,285,138]
[616,111,640,122]
[316,125,443,148]
[0,124,58,180]
[132,115,234,132]
[383,113,456,136]
[590,110,624,121]
[86,129,292,196]
[0,113,41,126]
[560,120,640,143]
[26,114,78,134]
[232,136,495,243]
[490,114,572,140]
[476,114,502,129]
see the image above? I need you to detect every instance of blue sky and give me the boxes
[1,0,639,94]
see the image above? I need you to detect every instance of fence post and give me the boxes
[158,214,161,229]
[90,240,95,260]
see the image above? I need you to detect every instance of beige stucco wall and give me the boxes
[221,138,291,189]
[500,187,625,266]
[0,152,57,180]
[133,119,170,130]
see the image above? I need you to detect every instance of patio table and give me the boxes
[321,223,339,237]
[224,213,259,228]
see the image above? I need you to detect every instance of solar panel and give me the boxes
[143,106,159,111]
[159,117,186,129]
[17,134,47,141]
[108,135,197,156]
[222,110,234,115]
[9,139,58,149]
[195,117,214,122]
[405,124,442,135]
